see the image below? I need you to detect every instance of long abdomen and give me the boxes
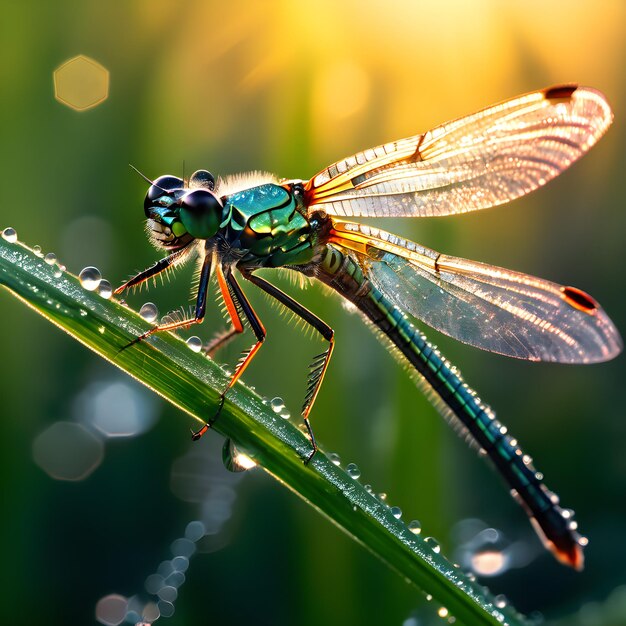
[310,244,585,569]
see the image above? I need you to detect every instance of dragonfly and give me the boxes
[115,84,621,570]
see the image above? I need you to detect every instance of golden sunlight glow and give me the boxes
[313,59,371,122]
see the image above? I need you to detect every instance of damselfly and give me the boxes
[116,85,621,570]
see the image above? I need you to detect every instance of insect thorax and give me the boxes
[220,182,319,268]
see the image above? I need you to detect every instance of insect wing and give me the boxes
[329,222,622,363]
[306,85,612,218]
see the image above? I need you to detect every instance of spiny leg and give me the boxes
[204,328,240,357]
[114,248,189,296]
[121,253,212,355]
[243,271,335,463]
[191,264,264,440]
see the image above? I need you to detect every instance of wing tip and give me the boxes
[543,84,579,101]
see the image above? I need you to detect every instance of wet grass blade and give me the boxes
[0,234,528,626]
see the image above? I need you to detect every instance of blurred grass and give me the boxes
[1,1,625,625]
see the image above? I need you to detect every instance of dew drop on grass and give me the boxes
[425,537,441,553]
[44,252,57,265]
[33,245,43,257]
[186,336,203,353]
[346,463,361,479]
[270,397,285,413]
[139,302,158,322]
[79,266,102,291]
[408,520,422,535]
[328,452,341,466]
[53,268,63,278]
[390,506,402,519]
[97,279,112,299]
[2,227,17,243]
[222,438,256,472]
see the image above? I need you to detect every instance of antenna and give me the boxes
[128,164,168,192]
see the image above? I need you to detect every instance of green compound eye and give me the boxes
[179,189,223,239]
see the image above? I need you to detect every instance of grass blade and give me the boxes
[0,233,527,625]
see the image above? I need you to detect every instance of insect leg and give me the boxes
[191,264,264,440]
[122,253,211,353]
[242,271,335,463]
[114,248,190,295]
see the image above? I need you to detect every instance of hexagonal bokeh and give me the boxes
[54,55,109,111]
[32,421,104,481]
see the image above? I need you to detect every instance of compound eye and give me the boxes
[189,170,215,190]
[179,189,223,239]
[144,175,184,216]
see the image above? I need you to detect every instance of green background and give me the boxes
[1,1,625,624]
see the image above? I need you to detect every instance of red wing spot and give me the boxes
[561,286,599,315]
[544,85,577,101]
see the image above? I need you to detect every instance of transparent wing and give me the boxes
[329,222,622,363]
[306,85,612,218]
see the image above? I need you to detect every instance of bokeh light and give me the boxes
[74,377,159,438]
[32,421,103,481]
[54,55,109,111]
[95,594,127,626]
[3,1,626,624]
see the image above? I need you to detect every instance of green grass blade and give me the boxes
[0,233,528,626]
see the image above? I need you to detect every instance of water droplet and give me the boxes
[33,245,43,257]
[2,227,17,243]
[222,438,256,472]
[377,492,387,502]
[425,537,441,553]
[139,302,159,322]
[79,266,102,290]
[270,397,285,413]
[346,463,361,479]
[390,506,402,519]
[364,484,373,493]
[44,252,57,265]
[261,397,269,405]
[97,279,112,299]
[161,315,174,325]
[328,452,341,466]
[438,607,449,618]
[494,595,508,609]
[426,594,433,602]
[408,520,422,535]
[53,268,63,278]
[186,336,203,353]
[279,408,291,420]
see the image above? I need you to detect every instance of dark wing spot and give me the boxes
[544,85,578,101]
[561,286,598,315]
